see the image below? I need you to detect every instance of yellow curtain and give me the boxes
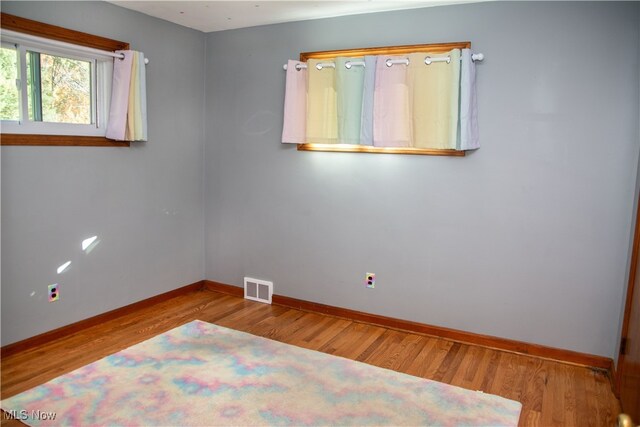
[408,49,461,149]
[306,59,337,144]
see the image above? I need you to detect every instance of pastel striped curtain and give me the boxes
[106,50,147,142]
[281,49,480,151]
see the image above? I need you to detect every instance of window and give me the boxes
[27,51,93,125]
[1,34,111,137]
[0,12,129,146]
[282,42,477,156]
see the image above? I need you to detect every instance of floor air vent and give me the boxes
[244,277,273,304]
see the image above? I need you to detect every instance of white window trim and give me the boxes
[1,31,112,137]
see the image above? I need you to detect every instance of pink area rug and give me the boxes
[1,320,521,426]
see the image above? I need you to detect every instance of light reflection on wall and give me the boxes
[56,261,71,274]
[82,235,100,253]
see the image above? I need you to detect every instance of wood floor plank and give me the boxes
[254,310,316,342]
[520,409,542,427]
[593,368,617,426]
[388,333,429,373]
[296,317,352,350]
[479,349,502,391]
[539,361,565,427]
[419,339,457,379]
[459,345,485,384]
[431,342,464,382]
[318,322,386,359]
[518,357,546,414]
[360,330,407,369]
[403,337,440,377]
[583,369,604,427]
[246,309,308,340]
[497,352,520,401]
[466,347,493,390]
[563,364,577,426]
[573,367,592,426]
[285,314,336,345]
[0,289,622,426]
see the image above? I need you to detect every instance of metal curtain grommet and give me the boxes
[424,56,432,65]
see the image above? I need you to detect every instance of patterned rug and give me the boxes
[1,320,521,426]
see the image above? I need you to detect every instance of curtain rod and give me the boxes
[283,53,484,70]
[1,29,149,64]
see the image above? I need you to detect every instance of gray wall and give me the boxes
[1,2,206,345]
[204,1,640,358]
[616,9,640,366]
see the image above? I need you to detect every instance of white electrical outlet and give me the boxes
[366,273,375,288]
[48,284,60,302]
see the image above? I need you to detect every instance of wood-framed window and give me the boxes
[0,13,130,147]
[296,42,472,156]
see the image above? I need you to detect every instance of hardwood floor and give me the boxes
[1,289,621,426]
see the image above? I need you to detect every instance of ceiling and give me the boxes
[107,1,477,33]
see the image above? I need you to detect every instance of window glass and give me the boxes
[27,51,93,124]
[0,46,20,121]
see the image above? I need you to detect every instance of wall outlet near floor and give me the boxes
[365,273,375,288]
[48,284,60,302]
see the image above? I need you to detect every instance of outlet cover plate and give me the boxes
[365,273,375,288]
[48,284,60,302]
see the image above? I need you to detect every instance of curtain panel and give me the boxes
[281,48,479,152]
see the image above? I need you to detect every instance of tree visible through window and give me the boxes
[27,51,92,124]
[1,46,93,124]
[0,46,20,121]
